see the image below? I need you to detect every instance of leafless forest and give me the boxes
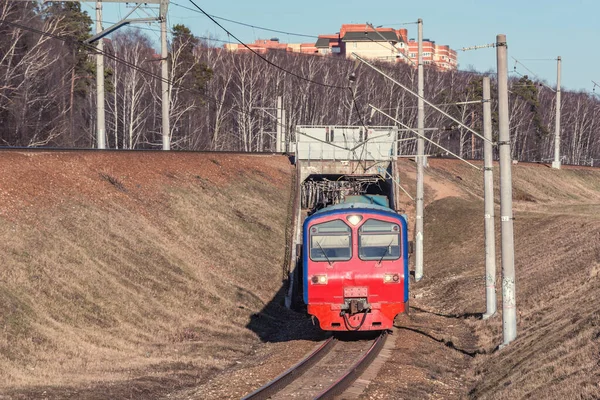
[2,2,600,164]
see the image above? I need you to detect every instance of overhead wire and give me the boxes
[170,1,318,39]
[0,19,255,122]
[185,0,349,90]
[511,67,555,93]
[170,5,415,164]
[511,57,545,81]
[592,80,600,96]
[518,58,556,61]
[89,17,231,44]
[376,21,419,26]
[511,56,556,92]
[364,24,416,67]
[0,20,329,152]
[0,19,374,154]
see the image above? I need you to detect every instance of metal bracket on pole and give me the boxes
[353,53,494,146]
[369,104,482,171]
[85,17,159,44]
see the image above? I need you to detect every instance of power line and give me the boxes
[170,2,318,39]
[0,18,370,152]
[0,19,351,153]
[88,7,408,83]
[364,23,416,67]
[0,19,249,118]
[376,21,419,26]
[511,57,544,81]
[185,0,348,90]
[511,57,556,92]
[94,18,231,44]
[518,58,556,61]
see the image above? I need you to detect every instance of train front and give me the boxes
[303,204,409,331]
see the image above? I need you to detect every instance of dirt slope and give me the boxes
[363,158,600,399]
[1,152,599,399]
[0,150,298,398]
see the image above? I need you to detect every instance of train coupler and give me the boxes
[340,298,371,316]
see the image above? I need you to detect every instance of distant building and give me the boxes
[224,38,317,54]
[407,39,457,71]
[315,34,343,55]
[338,24,408,63]
[222,26,457,71]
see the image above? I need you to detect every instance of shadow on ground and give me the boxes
[246,284,328,343]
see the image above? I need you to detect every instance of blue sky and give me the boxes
[100,0,599,93]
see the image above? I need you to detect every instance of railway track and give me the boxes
[242,331,388,400]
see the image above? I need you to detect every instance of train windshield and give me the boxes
[359,219,401,261]
[310,219,352,262]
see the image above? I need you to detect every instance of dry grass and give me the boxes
[409,160,600,400]
[467,212,600,399]
[0,152,293,397]
[2,153,599,399]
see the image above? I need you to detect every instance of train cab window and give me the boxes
[310,220,352,262]
[358,219,401,261]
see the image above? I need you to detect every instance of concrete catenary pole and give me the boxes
[161,12,170,150]
[414,18,424,282]
[496,34,517,346]
[482,76,497,319]
[552,56,561,169]
[282,108,287,153]
[96,1,106,149]
[276,96,282,152]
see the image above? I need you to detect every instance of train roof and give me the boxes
[312,202,396,216]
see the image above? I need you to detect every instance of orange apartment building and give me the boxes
[407,38,457,71]
[223,24,457,71]
[224,38,317,54]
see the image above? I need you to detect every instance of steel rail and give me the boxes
[241,336,336,400]
[314,331,388,400]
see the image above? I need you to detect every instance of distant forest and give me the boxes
[2,2,600,165]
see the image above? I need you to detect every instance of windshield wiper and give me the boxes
[316,241,333,266]
[377,239,395,265]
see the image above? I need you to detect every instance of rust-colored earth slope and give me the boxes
[0,152,599,399]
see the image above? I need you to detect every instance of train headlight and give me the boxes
[311,274,328,284]
[346,215,363,226]
[384,273,400,283]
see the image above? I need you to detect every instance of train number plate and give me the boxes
[344,287,368,297]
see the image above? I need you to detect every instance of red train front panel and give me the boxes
[302,206,409,331]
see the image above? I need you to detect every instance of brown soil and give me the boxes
[1,152,599,399]
[363,158,600,400]
[0,150,306,399]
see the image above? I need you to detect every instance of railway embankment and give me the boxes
[1,152,599,399]
[0,151,301,399]
[364,158,600,399]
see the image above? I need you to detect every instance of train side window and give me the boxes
[358,219,401,261]
[309,219,352,262]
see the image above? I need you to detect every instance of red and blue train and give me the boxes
[302,197,409,331]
